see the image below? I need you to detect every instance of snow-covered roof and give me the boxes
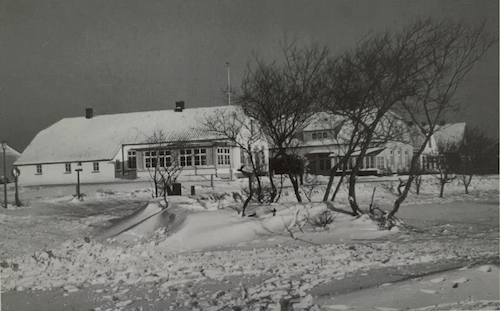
[433,123,466,146]
[0,143,21,173]
[300,110,409,144]
[15,106,237,165]
[302,112,345,132]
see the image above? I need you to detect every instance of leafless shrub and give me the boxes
[301,175,323,202]
[144,130,183,206]
[309,209,337,229]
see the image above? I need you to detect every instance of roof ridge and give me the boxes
[62,105,236,120]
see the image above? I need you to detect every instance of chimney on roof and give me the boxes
[175,101,185,112]
[86,108,93,119]
[421,122,427,127]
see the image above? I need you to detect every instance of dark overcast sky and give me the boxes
[1,0,498,152]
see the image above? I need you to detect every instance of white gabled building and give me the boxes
[285,111,414,176]
[15,103,267,186]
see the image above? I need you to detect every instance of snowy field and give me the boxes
[0,175,498,311]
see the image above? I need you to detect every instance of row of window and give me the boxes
[389,150,410,167]
[35,162,100,175]
[311,131,328,140]
[330,156,386,170]
[128,148,231,169]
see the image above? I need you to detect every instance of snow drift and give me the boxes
[98,199,178,244]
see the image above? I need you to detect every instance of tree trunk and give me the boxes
[439,181,445,198]
[348,173,362,215]
[323,163,340,201]
[242,176,253,216]
[415,175,421,195]
[397,178,405,195]
[255,175,263,202]
[267,163,278,203]
[387,175,415,218]
[331,163,348,201]
[288,173,302,202]
[463,175,473,195]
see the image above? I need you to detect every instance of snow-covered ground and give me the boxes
[0,175,498,310]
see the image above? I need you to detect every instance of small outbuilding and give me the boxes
[0,142,21,183]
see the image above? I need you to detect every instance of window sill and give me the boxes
[92,171,100,173]
[64,172,72,174]
[35,173,43,175]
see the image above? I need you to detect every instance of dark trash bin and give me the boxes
[172,183,182,195]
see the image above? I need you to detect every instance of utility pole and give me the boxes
[226,62,231,106]
[2,141,7,208]
[75,168,82,199]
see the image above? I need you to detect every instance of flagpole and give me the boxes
[226,62,231,106]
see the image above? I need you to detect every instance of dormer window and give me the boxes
[312,131,328,140]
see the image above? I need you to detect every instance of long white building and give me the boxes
[15,103,267,186]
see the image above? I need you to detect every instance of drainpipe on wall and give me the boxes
[121,145,125,176]
[213,146,217,177]
[229,147,234,181]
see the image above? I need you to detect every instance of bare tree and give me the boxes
[201,107,267,216]
[237,34,331,202]
[145,130,183,205]
[458,127,496,194]
[413,165,426,195]
[407,125,428,195]
[322,26,422,215]
[387,18,496,218]
[431,138,461,198]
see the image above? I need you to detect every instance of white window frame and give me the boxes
[145,150,172,168]
[145,151,158,168]
[180,149,193,167]
[194,148,207,166]
[376,156,385,169]
[217,147,231,165]
[93,162,100,172]
[312,131,328,140]
[65,163,72,173]
[319,157,331,171]
[36,164,43,175]
[127,151,137,169]
[161,150,172,167]
[366,155,376,169]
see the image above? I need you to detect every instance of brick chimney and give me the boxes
[86,108,93,119]
[175,101,185,112]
